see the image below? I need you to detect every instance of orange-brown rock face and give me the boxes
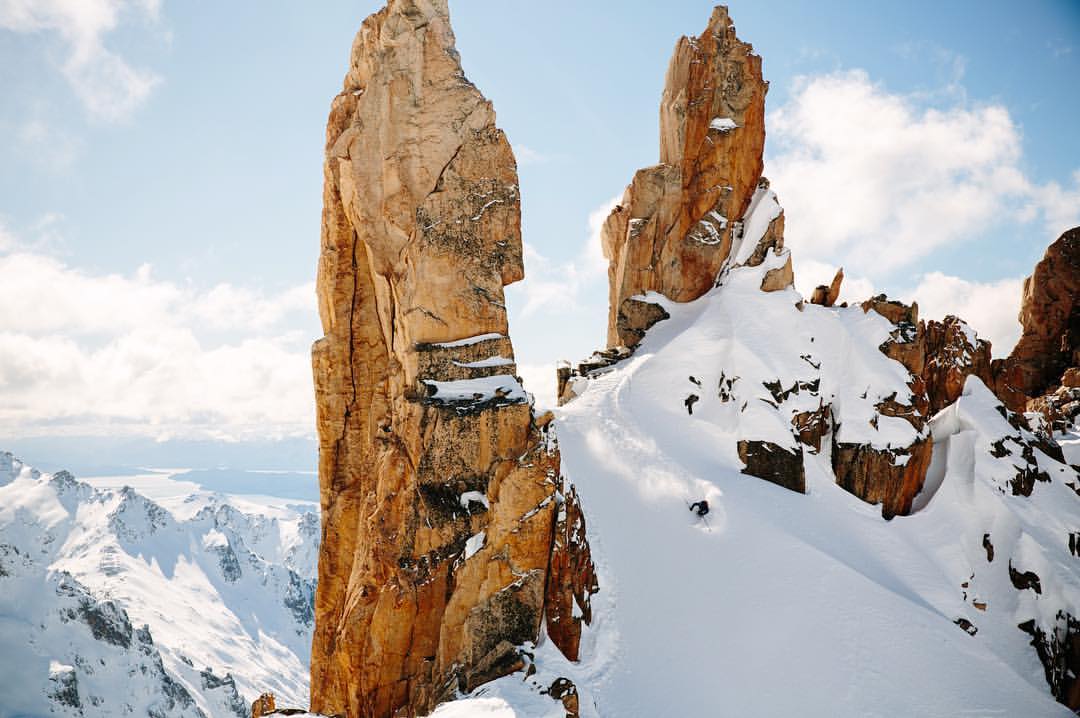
[601,6,769,347]
[993,227,1080,414]
[542,482,598,663]
[924,315,993,415]
[250,693,275,718]
[810,268,844,307]
[310,2,595,716]
[832,438,933,520]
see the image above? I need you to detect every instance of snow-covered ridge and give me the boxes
[423,240,1080,716]
[0,453,319,717]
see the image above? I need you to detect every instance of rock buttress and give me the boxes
[993,226,1080,415]
[310,2,595,716]
[601,6,769,348]
[923,315,993,415]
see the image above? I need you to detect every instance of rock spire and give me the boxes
[310,2,595,716]
[601,6,775,348]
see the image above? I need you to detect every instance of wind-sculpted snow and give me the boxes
[0,453,318,717]
[420,257,1079,716]
[925,379,1080,705]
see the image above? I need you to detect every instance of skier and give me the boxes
[689,499,709,517]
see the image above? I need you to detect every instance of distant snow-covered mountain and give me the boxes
[0,453,318,717]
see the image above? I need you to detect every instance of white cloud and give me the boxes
[0,252,314,336]
[517,361,557,413]
[0,247,318,440]
[904,272,1023,357]
[0,0,162,121]
[512,195,618,318]
[766,69,1073,277]
[515,144,549,166]
[17,120,83,172]
[584,197,616,273]
[1034,169,1080,238]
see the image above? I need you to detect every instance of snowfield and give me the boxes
[0,454,318,717]
[427,246,1079,716]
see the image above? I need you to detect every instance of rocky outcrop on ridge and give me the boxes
[580,10,1079,527]
[924,315,994,415]
[600,6,774,348]
[825,296,933,519]
[993,227,1080,420]
[310,2,595,717]
[810,268,844,307]
[827,299,1015,518]
[250,693,275,718]
[1028,370,1080,434]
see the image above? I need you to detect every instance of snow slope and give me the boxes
[0,454,318,717]
[426,238,1079,715]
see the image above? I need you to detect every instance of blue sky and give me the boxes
[0,0,1078,468]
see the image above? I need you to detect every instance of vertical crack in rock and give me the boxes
[310,2,595,716]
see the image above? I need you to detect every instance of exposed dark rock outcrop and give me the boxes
[616,298,671,349]
[738,440,805,493]
[1009,562,1043,594]
[832,438,933,520]
[1019,614,1080,710]
[829,296,934,519]
[557,347,632,406]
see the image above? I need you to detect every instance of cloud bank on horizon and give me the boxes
[0,244,318,441]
